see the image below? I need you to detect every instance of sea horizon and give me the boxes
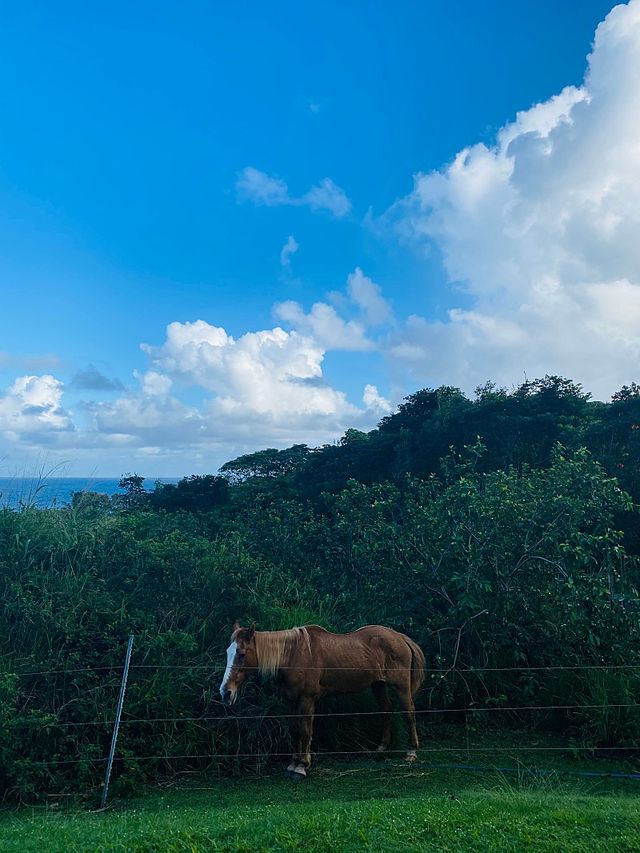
[0,476,180,509]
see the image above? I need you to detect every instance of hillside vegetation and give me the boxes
[1,376,640,801]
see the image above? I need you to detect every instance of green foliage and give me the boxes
[220,445,311,484]
[272,375,629,499]
[148,475,229,513]
[114,474,149,511]
[2,375,640,802]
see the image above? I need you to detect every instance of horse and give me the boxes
[219,622,426,779]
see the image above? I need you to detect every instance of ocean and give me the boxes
[0,478,178,509]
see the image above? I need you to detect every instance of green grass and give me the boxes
[2,757,640,853]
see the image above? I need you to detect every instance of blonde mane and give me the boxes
[255,627,311,677]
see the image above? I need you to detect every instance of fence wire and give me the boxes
[10,662,640,677]
[27,744,640,767]
[31,701,640,729]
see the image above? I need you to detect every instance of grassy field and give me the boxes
[2,750,640,853]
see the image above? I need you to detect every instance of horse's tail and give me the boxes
[404,635,426,698]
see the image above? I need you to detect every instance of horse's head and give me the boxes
[219,621,257,705]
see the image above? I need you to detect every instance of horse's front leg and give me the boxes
[290,695,315,780]
[371,681,392,755]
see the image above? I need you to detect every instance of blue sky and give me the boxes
[1,0,638,476]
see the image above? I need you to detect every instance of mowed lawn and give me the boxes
[2,761,640,853]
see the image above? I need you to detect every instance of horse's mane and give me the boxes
[255,627,311,677]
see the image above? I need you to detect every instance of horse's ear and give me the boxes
[247,621,256,639]
[233,620,241,632]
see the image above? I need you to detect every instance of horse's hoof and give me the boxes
[284,768,307,781]
[290,764,307,781]
[405,750,418,763]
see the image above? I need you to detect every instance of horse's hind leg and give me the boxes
[290,696,315,780]
[394,685,419,762]
[285,703,301,779]
[371,681,392,755]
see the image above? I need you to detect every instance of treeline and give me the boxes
[116,374,640,527]
[1,376,640,800]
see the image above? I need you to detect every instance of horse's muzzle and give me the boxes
[220,688,234,705]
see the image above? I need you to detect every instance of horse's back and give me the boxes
[298,624,417,690]
[303,624,407,640]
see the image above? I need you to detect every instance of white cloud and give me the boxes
[384,0,640,400]
[237,167,352,218]
[90,386,199,443]
[347,267,394,326]
[142,320,357,419]
[0,314,391,472]
[137,320,388,447]
[274,300,372,351]
[274,267,394,353]
[363,384,392,414]
[301,178,352,219]
[0,375,74,438]
[280,234,299,268]
[136,370,173,398]
[236,167,290,206]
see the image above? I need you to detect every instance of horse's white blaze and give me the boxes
[220,641,237,695]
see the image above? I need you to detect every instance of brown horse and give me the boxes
[219,622,426,779]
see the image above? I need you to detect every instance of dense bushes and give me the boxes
[0,508,276,800]
[1,377,640,801]
[229,446,640,727]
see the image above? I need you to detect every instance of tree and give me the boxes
[149,475,229,513]
[220,445,311,484]
[114,474,148,511]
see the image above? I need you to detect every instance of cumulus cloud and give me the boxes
[274,268,394,352]
[141,320,358,420]
[274,300,372,351]
[0,375,74,438]
[58,317,389,461]
[136,370,173,398]
[90,382,197,443]
[384,0,640,400]
[0,314,390,470]
[363,383,392,414]
[280,234,299,268]
[237,167,352,218]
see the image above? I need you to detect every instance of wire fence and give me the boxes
[4,654,640,801]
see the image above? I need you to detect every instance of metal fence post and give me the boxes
[100,634,134,808]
